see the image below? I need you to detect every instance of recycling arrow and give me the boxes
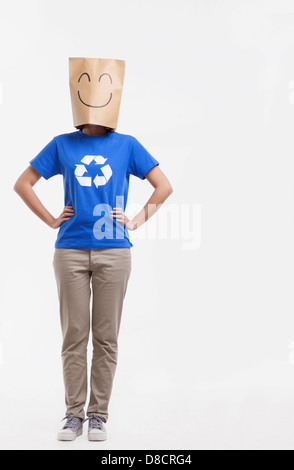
[93,164,112,188]
[81,155,107,165]
[74,164,92,186]
[74,154,113,188]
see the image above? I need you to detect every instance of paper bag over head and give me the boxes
[69,57,125,130]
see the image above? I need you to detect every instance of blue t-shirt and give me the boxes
[29,130,159,249]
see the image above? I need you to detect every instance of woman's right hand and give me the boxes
[51,206,75,229]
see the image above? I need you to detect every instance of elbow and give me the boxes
[166,182,173,197]
[155,182,173,197]
[13,179,23,194]
[13,179,24,194]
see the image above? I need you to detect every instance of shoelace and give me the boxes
[61,413,82,430]
[83,414,103,429]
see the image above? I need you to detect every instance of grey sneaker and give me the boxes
[57,413,83,441]
[84,414,107,441]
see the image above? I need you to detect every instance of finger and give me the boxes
[63,210,75,215]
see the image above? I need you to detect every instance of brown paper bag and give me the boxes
[69,57,125,130]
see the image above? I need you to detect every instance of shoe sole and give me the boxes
[57,428,83,441]
[88,432,107,441]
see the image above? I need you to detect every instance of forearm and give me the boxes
[132,185,172,230]
[14,182,55,228]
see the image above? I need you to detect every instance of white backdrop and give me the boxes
[1,0,294,450]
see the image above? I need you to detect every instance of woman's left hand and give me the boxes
[111,208,137,231]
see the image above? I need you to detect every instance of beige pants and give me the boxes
[52,247,132,422]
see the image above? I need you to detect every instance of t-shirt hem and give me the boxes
[141,162,159,180]
[55,240,133,249]
[29,161,50,180]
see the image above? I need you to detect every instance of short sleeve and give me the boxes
[128,136,159,180]
[29,138,61,180]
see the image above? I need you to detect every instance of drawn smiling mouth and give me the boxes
[77,90,112,108]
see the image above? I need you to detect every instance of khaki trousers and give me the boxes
[52,247,132,422]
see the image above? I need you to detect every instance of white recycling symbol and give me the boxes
[75,155,112,188]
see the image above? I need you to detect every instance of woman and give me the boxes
[13,122,173,441]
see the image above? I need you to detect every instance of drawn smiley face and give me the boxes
[77,72,112,108]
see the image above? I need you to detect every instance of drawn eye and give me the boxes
[99,73,112,84]
[78,72,91,82]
